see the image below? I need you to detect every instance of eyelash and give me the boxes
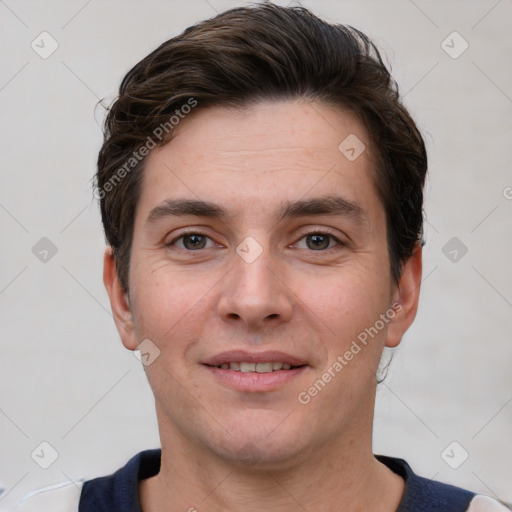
[295,230,345,250]
[166,231,219,250]
[166,229,345,251]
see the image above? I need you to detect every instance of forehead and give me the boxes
[137,99,382,225]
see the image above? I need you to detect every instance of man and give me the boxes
[14,2,510,511]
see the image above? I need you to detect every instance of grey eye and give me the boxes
[305,234,332,250]
[182,234,208,250]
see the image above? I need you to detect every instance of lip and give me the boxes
[204,365,308,392]
[202,350,308,367]
[201,350,309,393]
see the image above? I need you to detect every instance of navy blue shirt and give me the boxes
[77,449,484,511]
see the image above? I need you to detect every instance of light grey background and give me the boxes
[1,0,511,507]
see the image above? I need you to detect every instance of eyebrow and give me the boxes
[144,195,366,227]
[145,199,225,227]
[277,195,366,224]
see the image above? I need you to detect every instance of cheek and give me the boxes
[130,267,208,348]
[296,263,391,341]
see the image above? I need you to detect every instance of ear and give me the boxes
[103,246,138,351]
[385,241,423,348]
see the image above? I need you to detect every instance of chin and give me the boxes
[210,416,310,470]
[222,441,307,471]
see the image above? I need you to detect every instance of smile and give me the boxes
[213,362,299,372]
[201,350,310,391]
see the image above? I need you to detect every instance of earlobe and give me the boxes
[385,242,423,348]
[103,247,139,350]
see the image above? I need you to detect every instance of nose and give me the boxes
[216,246,294,332]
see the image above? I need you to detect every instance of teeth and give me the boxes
[240,362,256,373]
[256,362,273,373]
[216,362,297,372]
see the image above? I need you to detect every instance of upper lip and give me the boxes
[202,350,308,367]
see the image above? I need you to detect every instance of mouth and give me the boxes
[202,350,309,392]
[207,361,304,372]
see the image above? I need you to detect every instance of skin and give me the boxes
[104,99,422,511]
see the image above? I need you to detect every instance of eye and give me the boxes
[168,232,216,250]
[295,232,343,251]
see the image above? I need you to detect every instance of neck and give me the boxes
[140,407,404,512]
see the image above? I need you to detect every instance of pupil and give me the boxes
[184,234,206,250]
[307,234,329,250]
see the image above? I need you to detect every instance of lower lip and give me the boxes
[204,365,308,392]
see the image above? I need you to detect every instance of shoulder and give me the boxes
[78,449,161,511]
[4,449,161,512]
[376,455,511,512]
[2,480,83,512]
[467,495,512,511]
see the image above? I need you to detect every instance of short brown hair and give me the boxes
[95,2,427,292]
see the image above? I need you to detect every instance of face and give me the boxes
[105,99,421,469]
